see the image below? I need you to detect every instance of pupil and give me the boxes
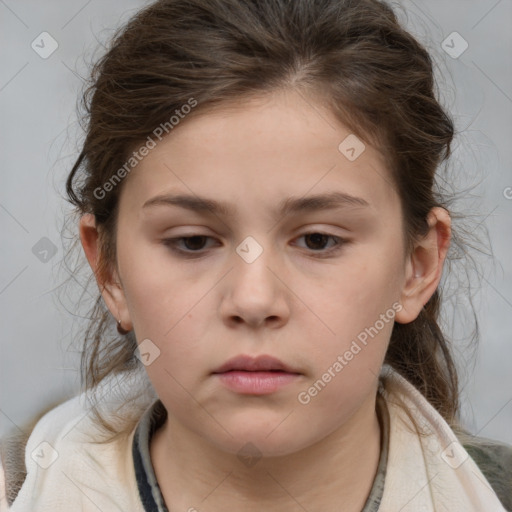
[185,236,206,250]
[306,233,328,250]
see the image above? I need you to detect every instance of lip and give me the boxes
[212,354,299,374]
[212,354,302,395]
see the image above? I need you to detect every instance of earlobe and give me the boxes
[395,207,451,324]
[79,214,133,331]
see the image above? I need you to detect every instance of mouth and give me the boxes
[212,354,302,395]
[212,354,300,374]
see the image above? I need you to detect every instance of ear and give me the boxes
[395,207,451,324]
[79,214,133,331]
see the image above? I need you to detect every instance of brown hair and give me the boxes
[65,0,469,440]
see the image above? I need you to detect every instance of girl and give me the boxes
[1,0,511,510]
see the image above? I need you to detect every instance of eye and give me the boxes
[162,235,217,255]
[294,232,347,255]
[162,232,348,258]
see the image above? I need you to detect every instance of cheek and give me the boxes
[294,279,396,431]
[135,311,211,414]
[297,248,402,383]
[305,252,401,334]
[117,232,192,332]
[117,240,214,389]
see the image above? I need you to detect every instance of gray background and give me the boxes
[1,0,511,443]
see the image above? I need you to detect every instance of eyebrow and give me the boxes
[142,191,370,220]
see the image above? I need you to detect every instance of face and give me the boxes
[108,90,409,456]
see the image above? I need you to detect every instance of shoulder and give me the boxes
[0,395,83,508]
[379,367,512,510]
[458,433,512,511]
[1,374,157,509]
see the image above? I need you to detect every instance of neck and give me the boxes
[150,392,382,512]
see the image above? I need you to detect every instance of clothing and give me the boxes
[1,366,511,511]
[131,392,389,512]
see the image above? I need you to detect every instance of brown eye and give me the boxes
[180,236,209,251]
[292,232,350,259]
[162,235,217,256]
[303,233,331,251]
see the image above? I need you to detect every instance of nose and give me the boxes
[219,244,290,329]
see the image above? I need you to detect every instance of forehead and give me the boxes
[120,90,399,218]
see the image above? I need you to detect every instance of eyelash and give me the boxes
[161,232,349,258]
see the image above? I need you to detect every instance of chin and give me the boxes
[204,418,318,459]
